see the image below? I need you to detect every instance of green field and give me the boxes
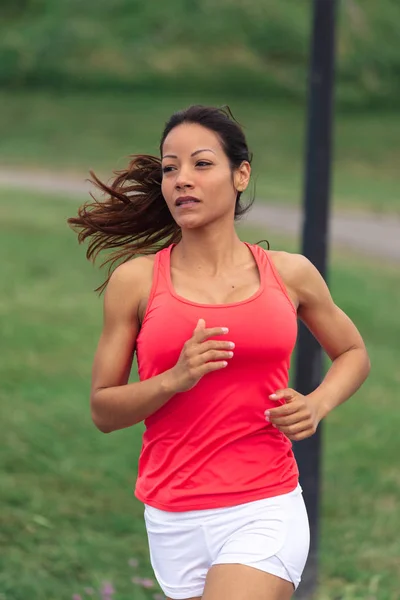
[0,192,400,600]
[2,1,400,109]
[0,91,399,216]
[1,189,400,600]
[2,3,400,598]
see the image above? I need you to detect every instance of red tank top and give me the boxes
[134,242,299,511]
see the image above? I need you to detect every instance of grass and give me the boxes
[1,189,400,600]
[2,0,400,108]
[0,90,399,215]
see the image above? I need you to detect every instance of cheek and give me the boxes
[213,172,236,196]
[161,178,172,201]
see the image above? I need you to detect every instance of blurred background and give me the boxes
[1,1,399,599]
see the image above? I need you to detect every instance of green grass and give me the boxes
[1,189,400,599]
[0,90,399,215]
[2,0,400,108]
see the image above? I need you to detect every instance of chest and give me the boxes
[170,263,261,305]
[136,289,298,380]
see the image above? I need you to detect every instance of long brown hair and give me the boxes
[67,105,255,293]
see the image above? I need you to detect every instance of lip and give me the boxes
[175,196,201,207]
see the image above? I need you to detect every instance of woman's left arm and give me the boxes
[267,253,371,441]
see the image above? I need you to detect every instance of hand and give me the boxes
[264,388,321,441]
[166,319,235,393]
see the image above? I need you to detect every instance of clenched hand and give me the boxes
[265,388,322,441]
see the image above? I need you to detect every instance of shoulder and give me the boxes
[262,249,331,308]
[264,250,311,283]
[108,254,156,288]
[104,254,157,315]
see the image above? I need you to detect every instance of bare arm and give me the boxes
[267,252,371,439]
[90,260,235,434]
[294,254,371,419]
[90,258,177,433]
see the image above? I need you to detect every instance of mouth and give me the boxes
[175,196,201,207]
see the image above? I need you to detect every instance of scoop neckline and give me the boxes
[166,241,265,308]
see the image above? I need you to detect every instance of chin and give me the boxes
[176,216,205,229]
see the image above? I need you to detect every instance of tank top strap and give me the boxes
[142,244,171,317]
[247,244,297,315]
[242,241,266,291]
[154,243,173,289]
[252,243,297,315]
[245,241,269,271]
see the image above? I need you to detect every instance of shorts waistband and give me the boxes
[144,484,303,523]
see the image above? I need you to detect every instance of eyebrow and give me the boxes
[162,148,216,160]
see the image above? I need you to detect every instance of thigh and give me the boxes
[208,486,309,591]
[144,506,210,599]
[202,564,294,600]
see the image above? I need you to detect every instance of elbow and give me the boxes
[365,351,372,378]
[357,345,371,382]
[361,342,371,373]
[91,411,113,434]
[94,420,113,434]
[90,393,114,434]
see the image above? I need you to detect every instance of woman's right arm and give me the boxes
[90,259,177,433]
[90,259,235,433]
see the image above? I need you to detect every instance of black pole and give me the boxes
[294,1,337,598]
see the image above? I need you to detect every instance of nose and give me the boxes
[175,167,194,190]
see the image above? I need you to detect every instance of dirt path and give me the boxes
[1,168,399,262]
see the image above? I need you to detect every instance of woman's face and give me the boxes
[161,123,250,230]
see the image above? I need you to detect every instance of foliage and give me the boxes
[0,0,399,107]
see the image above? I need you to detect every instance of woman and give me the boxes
[68,105,370,600]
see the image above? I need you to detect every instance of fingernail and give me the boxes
[222,328,229,334]
[264,411,270,421]
[269,394,277,399]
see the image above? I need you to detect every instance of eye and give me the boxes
[162,161,211,174]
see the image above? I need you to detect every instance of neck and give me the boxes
[175,224,247,276]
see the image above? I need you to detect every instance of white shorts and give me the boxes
[144,485,310,599]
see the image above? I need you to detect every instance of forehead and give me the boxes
[162,123,223,156]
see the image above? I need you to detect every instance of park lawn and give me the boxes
[1,189,400,600]
[0,90,399,215]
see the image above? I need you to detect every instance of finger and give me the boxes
[193,318,206,335]
[277,421,312,437]
[199,360,229,375]
[289,428,316,442]
[194,326,230,343]
[266,402,300,420]
[269,389,296,402]
[198,339,235,354]
[199,349,234,364]
[269,411,309,427]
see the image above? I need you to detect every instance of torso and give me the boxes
[134,242,301,510]
[135,246,299,326]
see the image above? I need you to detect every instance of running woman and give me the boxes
[68,105,370,600]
